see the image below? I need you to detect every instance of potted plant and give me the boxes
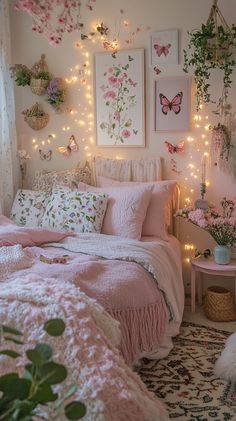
[30,54,52,95]
[30,70,52,95]
[183,0,236,111]
[10,64,32,87]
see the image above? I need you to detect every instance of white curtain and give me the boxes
[0,0,18,215]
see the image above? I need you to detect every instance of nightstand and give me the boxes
[190,257,236,312]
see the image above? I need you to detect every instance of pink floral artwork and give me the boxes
[95,49,145,147]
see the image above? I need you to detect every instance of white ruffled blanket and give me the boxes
[0,246,169,421]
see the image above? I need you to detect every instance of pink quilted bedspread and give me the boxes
[7,245,168,366]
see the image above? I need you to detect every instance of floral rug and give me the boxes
[138,322,236,421]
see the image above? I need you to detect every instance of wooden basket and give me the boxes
[204,285,236,322]
[30,78,49,95]
[25,114,49,131]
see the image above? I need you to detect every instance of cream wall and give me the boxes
[9,0,236,288]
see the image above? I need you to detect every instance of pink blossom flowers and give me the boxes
[176,200,236,246]
[14,0,96,46]
[99,59,138,144]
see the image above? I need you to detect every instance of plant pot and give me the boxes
[195,199,209,210]
[206,38,230,63]
[24,114,49,130]
[213,245,231,265]
[30,78,49,95]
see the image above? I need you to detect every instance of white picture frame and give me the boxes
[150,30,178,66]
[94,49,145,147]
[154,76,191,132]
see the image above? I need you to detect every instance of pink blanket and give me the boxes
[6,245,168,366]
[0,274,168,420]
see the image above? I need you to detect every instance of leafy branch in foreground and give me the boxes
[0,319,86,421]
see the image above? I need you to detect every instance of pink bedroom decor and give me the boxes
[155,76,191,132]
[150,30,179,66]
[95,49,145,147]
[14,0,96,46]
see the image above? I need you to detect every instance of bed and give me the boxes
[0,157,184,420]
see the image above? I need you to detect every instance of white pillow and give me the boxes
[10,189,50,227]
[41,186,108,233]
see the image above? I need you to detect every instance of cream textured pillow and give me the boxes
[77,182,153,240]
[33,163,91,191]
[10,189,50,227]
[96,176,177,240]
[41,186,108,233]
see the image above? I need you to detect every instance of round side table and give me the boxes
[190,257,236,313]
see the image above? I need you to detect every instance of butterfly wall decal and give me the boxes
[170,158,182,175]
[154,66,161,75]
[154,43,171,57]
[159,91,183,115]
[165,140,185,154]
[57,135,79,157]
[39,149,52,161]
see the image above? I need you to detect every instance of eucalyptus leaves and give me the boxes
[0,319,86,421]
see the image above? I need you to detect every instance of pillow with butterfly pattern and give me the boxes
[33,162,91,191]
[10,189,51,227]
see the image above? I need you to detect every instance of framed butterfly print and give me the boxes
[154,76,191,132]
[150,30,178,66]
[94,49,145,147]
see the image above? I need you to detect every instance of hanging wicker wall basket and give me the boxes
[24,102,49,131]
[30,78,49,96]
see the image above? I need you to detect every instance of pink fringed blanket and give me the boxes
[0,274,168,421]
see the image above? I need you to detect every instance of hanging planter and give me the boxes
[22,102,49,131]
[211,122,233,164]
[29,54,51,95]
[183,0,236,111]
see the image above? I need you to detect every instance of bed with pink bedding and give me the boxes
[0,158,184,420]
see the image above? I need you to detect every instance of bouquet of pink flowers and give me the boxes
[176,198,236,246]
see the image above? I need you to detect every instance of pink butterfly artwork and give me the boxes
[154,43,171,57]
[57,135,79,157]
[165,140,185,154]
[159,91,183,115]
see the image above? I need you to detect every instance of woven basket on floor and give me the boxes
[204,285,236,322]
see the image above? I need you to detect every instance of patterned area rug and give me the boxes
[138,322,236,421]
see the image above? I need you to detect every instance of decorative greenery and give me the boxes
[22,103,46,118]
[33,71,51,81]
[200,182,207,200]
[211,122,233,161]
[10,64,32,87]
[46,78,66,111]
[0,319,86,420]
[183,19,236,111]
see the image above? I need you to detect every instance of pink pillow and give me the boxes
[77,183,153,240]
[96,176,177,240]
[0,216,72,247]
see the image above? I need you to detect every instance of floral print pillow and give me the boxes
[10,189,50,227]
[41,186,108,233]
[33,163,91,191]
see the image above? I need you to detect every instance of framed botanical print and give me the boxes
[150,30,178,66]
[154,76,191,132]
[94,49,145,147]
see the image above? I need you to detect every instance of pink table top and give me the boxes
[191,257,236,272]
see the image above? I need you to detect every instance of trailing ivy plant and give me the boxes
[183,20,236,111]
[0,319,86,421]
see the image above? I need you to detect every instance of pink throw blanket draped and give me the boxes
[6,246,168,366]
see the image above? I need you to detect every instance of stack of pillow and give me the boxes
[10,165,177,241]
